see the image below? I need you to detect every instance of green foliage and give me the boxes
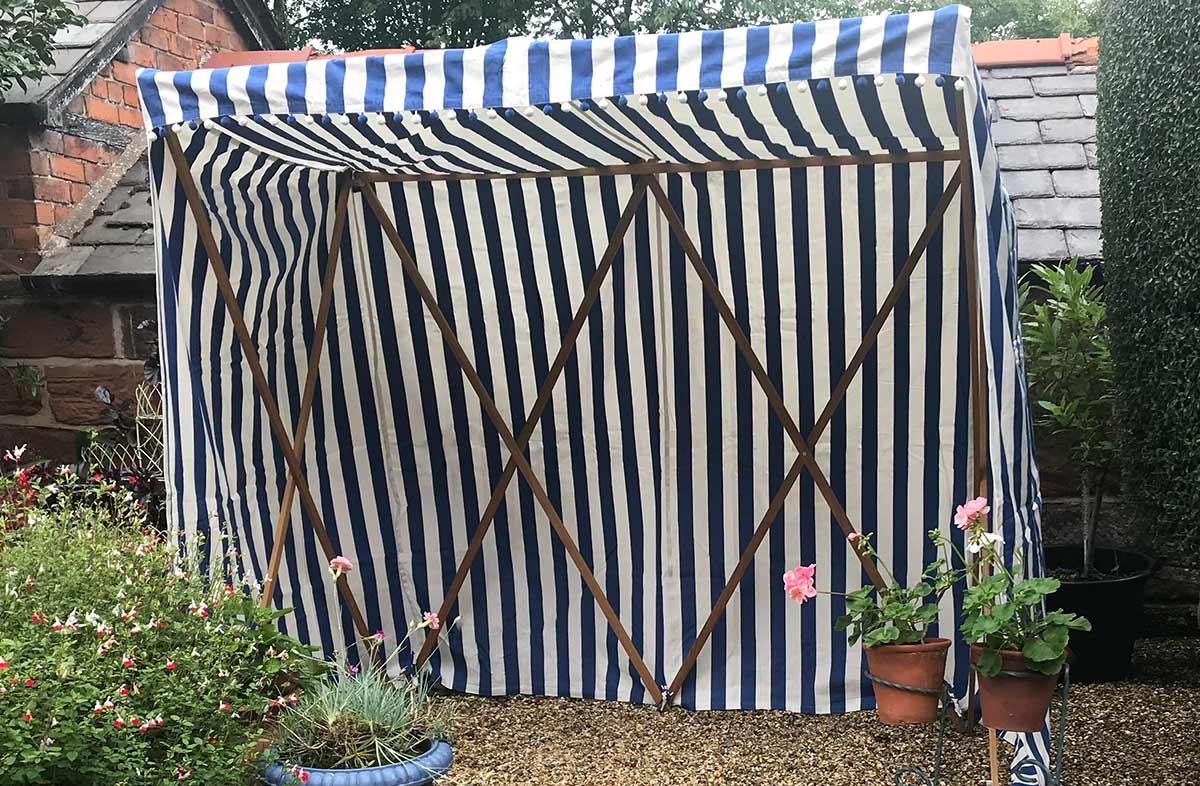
[1021,262,1115,474]
[270,647,454,772]
[960,571,1090,677]
[0,0,87,94]
[281,0,1102,53]
[1098,0,1200,562]
[0,469,316,785]
[834,532,962,648]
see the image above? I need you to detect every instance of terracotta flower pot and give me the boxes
[865,638,951,724]
[970,645,1059,732]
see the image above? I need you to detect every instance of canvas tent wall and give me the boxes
[138,3,1041,717]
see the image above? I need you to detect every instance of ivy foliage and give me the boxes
[1097,0,1200,561]
[0,0,86,94]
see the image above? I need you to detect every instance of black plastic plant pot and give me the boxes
[1043,545,1154,683]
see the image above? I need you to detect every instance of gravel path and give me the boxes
[440,637,1199,786]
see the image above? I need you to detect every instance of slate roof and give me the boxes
[27,36,1104,288]
[983,61,1101,263]
[0,0,281,118]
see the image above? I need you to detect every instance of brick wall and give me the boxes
[0,0,260,460]
[0,0,256,274]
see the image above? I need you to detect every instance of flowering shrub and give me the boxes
[0,466,315,785]
[784,530,962,648]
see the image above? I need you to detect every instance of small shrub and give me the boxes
[269,645,454,772]
[0,465,316,785]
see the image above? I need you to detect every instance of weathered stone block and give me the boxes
[1079,94,1098,117]
[990,119,1041,145]
[118,303,158,360]
[1014,197,1102,230]
[0,302,116,359]
[1039,118,1096,143]
[1052,169,1100,197]
[1031,73,1097,96]
[995,96,1083,121]
[997,143,1087,171]
[45,362,142,425]
[982,77,1033,98]
[1016,229,1069,262]
[1002,169,1055,198]
[1084,143,1098,169]
[1066,229,1104,259]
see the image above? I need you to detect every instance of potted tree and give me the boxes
[260,558,455,786]
[784,531,962,724]
[957,504,1091,731]
[1020,262,1154,681]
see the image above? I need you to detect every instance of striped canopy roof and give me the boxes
[137,5,984,177]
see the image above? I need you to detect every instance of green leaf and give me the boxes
[976,648,1002,678]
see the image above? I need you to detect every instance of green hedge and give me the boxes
[1098,0,1200,561]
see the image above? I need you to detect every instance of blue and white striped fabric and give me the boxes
[141,5,1045,778]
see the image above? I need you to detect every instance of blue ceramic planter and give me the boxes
[260,740,453,786]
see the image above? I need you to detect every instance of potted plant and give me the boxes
[957,505,1091,732]
[261,559,455,786]
[784,531,963,724]
[1021,261,1154,681]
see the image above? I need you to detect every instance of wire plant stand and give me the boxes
[866,666,1071,786]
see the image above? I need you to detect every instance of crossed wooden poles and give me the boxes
[163,88,989,707]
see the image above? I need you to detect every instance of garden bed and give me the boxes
[446,636,1199,786]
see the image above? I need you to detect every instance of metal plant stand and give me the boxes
[869,666,1071,786]
[865,673,953,786]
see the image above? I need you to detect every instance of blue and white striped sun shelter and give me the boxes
[139,3,1050,779]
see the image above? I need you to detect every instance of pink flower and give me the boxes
[121,654,134,668]
[954,496,991,530]
[0,659,7,669]
[328,556,353,578]
[782,564,818,604]
[847,532,862,544]
[23,710,31,723]
[423,611,441,630]
[24,678,34,687]
[373,630,385,641]
[164,659,176,671]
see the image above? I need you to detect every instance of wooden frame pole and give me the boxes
[261,175,353,606]
[361,150,960,185]
[413,177,651,668]
[361,179,664,704]
[163,131,373,643]
[955,91,1000,783]
[652,166,965,707]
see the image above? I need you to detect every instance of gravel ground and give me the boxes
[440,637,1199,786]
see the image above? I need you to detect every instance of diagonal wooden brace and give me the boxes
[361,178,664,704]
[164,132,373,644]
[413,177,651,669]
[261,175,353,606]
[649,167,964,707]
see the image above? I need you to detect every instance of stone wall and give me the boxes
[0,296,157,462]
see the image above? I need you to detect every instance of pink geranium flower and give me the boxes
[423,611,441,630]
[954,496,991,530]
[328,556,353,579]
[782,564,817,604]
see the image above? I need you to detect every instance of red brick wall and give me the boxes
[0,0,257,274]
[0,0,261,460]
